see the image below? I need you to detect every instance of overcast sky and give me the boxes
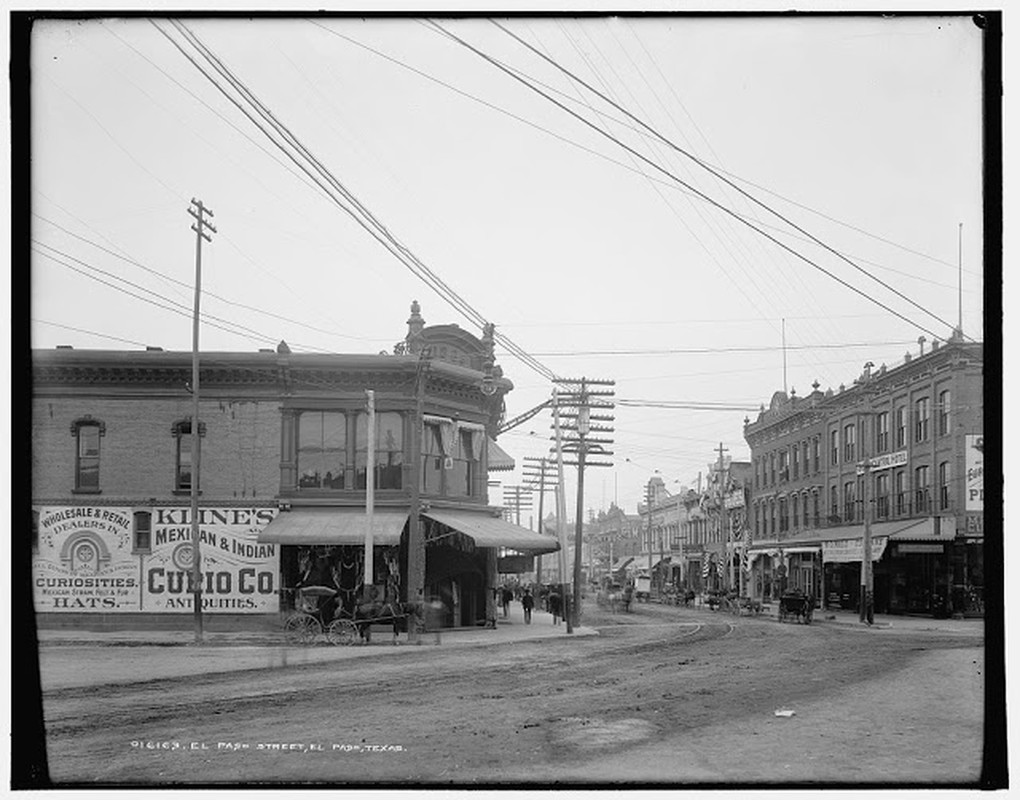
[28,12,990,521]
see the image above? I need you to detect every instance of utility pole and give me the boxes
[552,390,572,634]
[646,480,655,576]
[187,198,215,644]
[502,485,533,527]
[715,442,731,592]
[522,456,557,583]
[364,389,376,599]
[553,377,615,629]
[857,396,875,625]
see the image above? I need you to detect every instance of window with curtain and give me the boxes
[355,411,403,490]
[421,421,445,494]
[297,411,346,489]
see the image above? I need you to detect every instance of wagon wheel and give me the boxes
[283,612,321,644]
[326,618,360,646]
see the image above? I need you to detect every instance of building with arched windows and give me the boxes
[31,302,557,629]
[743,334,984,616]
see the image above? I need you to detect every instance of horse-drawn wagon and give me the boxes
[778,591,815,624]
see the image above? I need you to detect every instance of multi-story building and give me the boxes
[584,503,643,581]
[31,301,557,629]
[742,333,984,616]
[678,462,751,594]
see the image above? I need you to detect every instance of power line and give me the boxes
[156,19,558,384]
[528,340,916,357]
[486,19,964,339]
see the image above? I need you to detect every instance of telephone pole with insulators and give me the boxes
[187,198,215,643]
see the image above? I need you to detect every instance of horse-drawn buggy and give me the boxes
[778,591,815,624]
[596,580,632,613]
[282,585,423,645]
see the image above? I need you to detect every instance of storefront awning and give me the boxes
[257,508,407,546]
[487,438,516,472]
[611,555,637,571]
[423,509,559,553]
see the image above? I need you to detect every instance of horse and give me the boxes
[351,596,413,644]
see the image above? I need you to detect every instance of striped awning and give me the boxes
[487,437,516,472]
[423,509,559,553]
[257,507,407,546]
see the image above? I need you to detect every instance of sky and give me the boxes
[26,11,992,524]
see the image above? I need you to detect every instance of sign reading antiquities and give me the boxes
[142,507,279,614]
[34,506,140,612]
[33,506,280,614]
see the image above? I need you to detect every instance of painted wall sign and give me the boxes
[33,506,279,614]
[34,506,140,612]
[966,434,984,511]
[822,536,888,564]
[142,507,279,613]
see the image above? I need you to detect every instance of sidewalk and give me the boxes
[691,599,984,635]
[36,605,596,690]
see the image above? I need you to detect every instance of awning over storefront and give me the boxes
[487,438,516,472]
[423,509,559,553]
[611,555,636,571]
[257,508,407,546]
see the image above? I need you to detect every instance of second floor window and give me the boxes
[875,473,890,519]
[813,437,820,472]
[791,494,799,529]
[830,486,839,522]
[770,453,776,485]
[844,423,856,463]
[915,465,931,513]
[133,511,152,552]
[792,447,799,480]
[779,450,789,482]
[843,481,855,522]
[450,426,482,497]
[876,412,889,453]
[939,461,951,510]
[779,497,788,532]
[938,390,951,436]
[297,411,346,489]
[74,421,102,491]
[356,412,403,490]
[895,470,906,516]
[916,398,930,442]
[813,492,820,527]
[172,420,204,493]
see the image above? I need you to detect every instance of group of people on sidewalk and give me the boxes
[497,583,565,625]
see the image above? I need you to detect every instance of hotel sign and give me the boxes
[857,450,908,475]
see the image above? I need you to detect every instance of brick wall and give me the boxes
[32,397,282,502]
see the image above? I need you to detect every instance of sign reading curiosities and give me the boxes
[33,506,280,614]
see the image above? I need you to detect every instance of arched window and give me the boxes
[71,416,105,492]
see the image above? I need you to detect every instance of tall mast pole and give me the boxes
[187,198,215,644]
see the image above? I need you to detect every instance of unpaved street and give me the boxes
[39,602,985,786]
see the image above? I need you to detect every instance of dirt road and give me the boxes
[39,602,985,786]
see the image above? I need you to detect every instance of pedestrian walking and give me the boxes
[424,594,444,646]
[548,588,562,625]
[500,586,512,618]
[521,589,534,624]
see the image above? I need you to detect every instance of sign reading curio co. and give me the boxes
[33,506,280,614]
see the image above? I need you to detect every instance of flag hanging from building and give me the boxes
[702,553,711,580]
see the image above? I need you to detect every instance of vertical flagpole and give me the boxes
[958,223,964,334]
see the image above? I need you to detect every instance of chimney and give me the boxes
[917,336,926,357]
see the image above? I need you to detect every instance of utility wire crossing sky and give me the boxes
[28,13,988,514]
